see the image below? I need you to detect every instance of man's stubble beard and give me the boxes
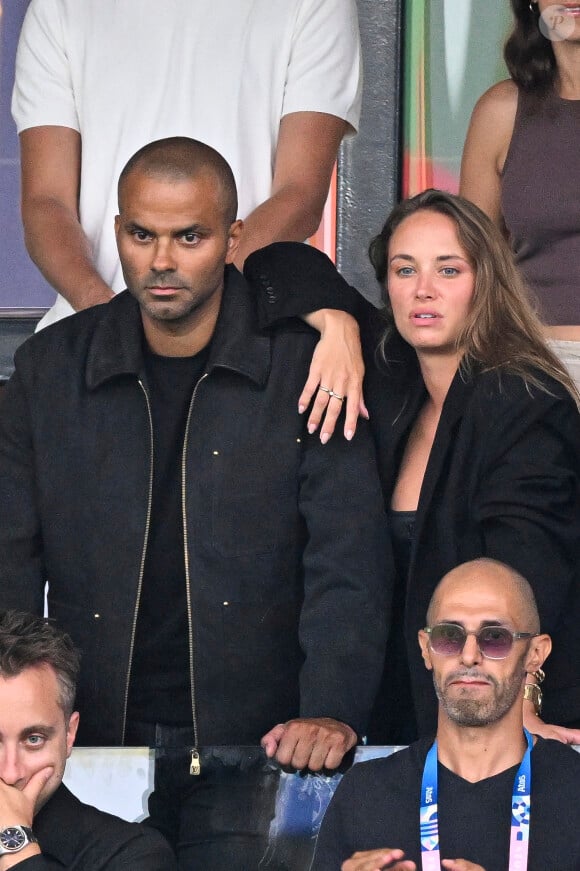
[433,652,528,728]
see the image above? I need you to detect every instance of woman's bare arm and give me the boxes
[459,80,519,230]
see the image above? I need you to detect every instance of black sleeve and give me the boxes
[471,380,580,719]
[473,383,580,633]
[244,242,361,326]
[244,241,389,373]
[1,859,59,870]
[0,359,46,613]
[5,829,177,870]
[296,413,393,736]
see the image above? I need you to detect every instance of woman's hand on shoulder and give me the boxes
[300,309,367,443]
[459,79,519,228]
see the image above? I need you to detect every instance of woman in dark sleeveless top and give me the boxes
[460,0,580,386]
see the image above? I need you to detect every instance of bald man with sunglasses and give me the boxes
[313,559,580,871]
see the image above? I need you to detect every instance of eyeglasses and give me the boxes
[423,623,539,660]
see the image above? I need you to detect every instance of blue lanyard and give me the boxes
[420,728,533,871]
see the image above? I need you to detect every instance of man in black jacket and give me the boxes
[0,137,389,867]
[0,610,174,870]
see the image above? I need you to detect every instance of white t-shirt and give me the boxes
[12,0,362,327]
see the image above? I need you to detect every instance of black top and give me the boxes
[501,86,580,326]
[313,737,580,871]
[20,784,175,870]
[127,344,209,727]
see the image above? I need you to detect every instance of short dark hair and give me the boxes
[118,136,238,226]
[0,611,80,719]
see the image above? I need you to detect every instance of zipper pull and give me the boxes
[190,749,201,776]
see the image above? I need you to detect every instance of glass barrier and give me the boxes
[64,745,404,870]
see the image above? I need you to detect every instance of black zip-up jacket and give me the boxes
[0,267,390,746]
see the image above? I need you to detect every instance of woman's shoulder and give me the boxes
[471,79,519,119]
[455,368,580,461]
[470,366,576,412]
[461,80,519,193]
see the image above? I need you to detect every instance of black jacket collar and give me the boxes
[85,266,271,391]
[34,784,91,866]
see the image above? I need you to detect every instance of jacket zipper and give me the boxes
[121,378,155,744]
[182,372,208,775]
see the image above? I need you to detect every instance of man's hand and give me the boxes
[0,767,51,868]
[0,766,52,829]
[339,850,485,871]
[261,717,357,770]
[523,702,580,744]
[299,310,367,443]
[441,860,486,871]
[341,849,416,870]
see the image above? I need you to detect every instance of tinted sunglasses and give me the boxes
[423,623,538,660]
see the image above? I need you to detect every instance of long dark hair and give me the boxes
[504,0,557,93]
[368,189,579,404]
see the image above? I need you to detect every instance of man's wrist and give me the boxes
[0,843,41,869]
[0,824,39,868]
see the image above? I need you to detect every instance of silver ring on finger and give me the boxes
[329,391,344,402]
[318,385,332,395]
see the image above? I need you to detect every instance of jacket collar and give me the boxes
[86,266,271,390]
[417,366,476,501]
[382,344,478,450]
[34,784,91,865]
[204,266,271,385]
[409,366,478,570]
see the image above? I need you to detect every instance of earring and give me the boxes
[528,1,537,11]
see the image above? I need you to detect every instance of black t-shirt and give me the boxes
[126,344,209,727]
[313,737,580,871]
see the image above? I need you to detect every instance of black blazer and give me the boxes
[246,242,580,734]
